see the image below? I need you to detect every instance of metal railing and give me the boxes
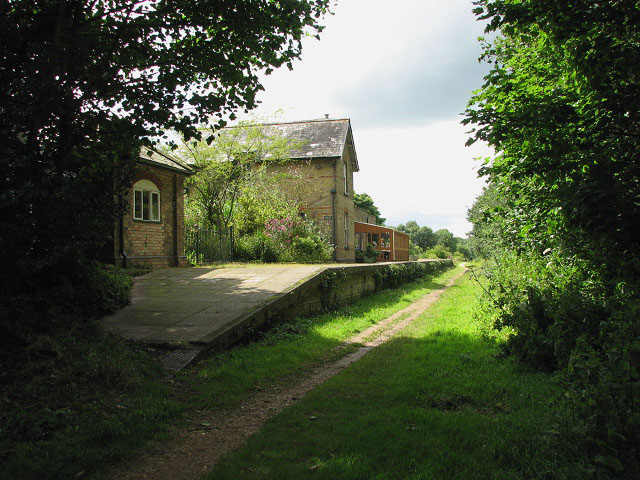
[184,227,234,264]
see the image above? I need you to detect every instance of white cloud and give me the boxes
[241,0,494,237]
[353,120,491,236]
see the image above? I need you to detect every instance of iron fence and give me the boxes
[184,227,234,264]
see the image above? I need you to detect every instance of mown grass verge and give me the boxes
[1,264,460,480]
[179,264,463,410]
[207,269,587,480]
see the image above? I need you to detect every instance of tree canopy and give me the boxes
[396,221,434,251]
[177,122,298,234]
[1,0,331,336]
[2,0,331,141]
[465,0,640,262]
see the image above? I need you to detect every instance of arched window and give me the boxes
[133,179,160,222]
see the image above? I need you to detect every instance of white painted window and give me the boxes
[133,179,160,222]
[343,160,348,194]
[344,213,348,248]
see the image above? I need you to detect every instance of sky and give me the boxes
[242,0,494,237]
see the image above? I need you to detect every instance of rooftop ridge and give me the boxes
[220,118,350,129]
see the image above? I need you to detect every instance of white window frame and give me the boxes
[133,179,161,222]
[343,160,348,194]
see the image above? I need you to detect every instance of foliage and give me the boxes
[264,217,297,248]
[396,221,436,251]
[454,238,474,260]
[424,244,452,260]
[409,242,423,258]
[465,1,640,476]
[273,217,333,263]
[288,234,331,263]
[0,266,178,480]
[235,216,332,263]
[434,229,457,252]
[0,260,133,349]
[2,0,331,333]
[396,221,471,259]
[179,122,298,233]
[234,232,280,263]
[363,243,380,260]
[353,192,386,225]
[373,260,453,291]
[466,184,507,259]
[234,169,302,236]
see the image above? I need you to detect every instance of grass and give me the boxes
[0,265,179,480]
[180,264,464,410]
[206,270,585,480]
[0,318,180,480]
[0,263,460,480]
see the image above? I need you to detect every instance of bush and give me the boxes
[234,232,280,263]
[363,243,379,260]
[0,258,133,350]
[261,216,331,263]
[373,260,453,291]
[286,235,331,263]
[474,252,640,476]
[409,242,423,258]
[424,244,452,259]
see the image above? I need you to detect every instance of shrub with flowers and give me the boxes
[262,216,332,263]
[264,217,296,248]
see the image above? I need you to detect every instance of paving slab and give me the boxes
[102,264,325,346]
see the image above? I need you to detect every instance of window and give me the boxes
[343,160,348,194]
[133,179,160,222]
[344,213,348,248]
[382,232,391,248]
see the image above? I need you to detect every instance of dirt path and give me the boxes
[108,268,466,480]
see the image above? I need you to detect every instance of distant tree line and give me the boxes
[395,221,473,260]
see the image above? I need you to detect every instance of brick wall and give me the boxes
[265,151,359,262]
[334,145,357,262]
[114,164,189,267]
[354,207,373,224]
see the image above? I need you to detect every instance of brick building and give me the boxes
[112,148,193,267]
[255,118,362,262]
[256,118,410,262]
[213,117,410,263]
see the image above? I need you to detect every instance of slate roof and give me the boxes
[139,147,194,175]
[217,118,359,171]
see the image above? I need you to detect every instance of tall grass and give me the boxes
[207,271,586,479]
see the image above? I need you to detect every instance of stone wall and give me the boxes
[114,164,189,267]
[200,259,454,350]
